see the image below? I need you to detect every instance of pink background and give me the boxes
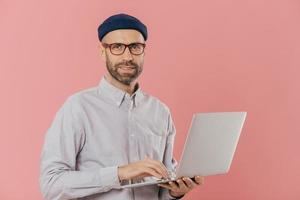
[1,0,299,199]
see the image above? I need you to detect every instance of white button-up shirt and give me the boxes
[39,76,178,200]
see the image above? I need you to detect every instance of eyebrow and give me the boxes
[104,41,145,44]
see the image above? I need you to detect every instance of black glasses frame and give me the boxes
[102,42,146,55]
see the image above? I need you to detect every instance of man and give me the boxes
[40,13,204,200]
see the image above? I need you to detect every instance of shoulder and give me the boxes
[68,85,98,103]
[59,86,98,115]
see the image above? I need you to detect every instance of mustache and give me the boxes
[116,61,139,68]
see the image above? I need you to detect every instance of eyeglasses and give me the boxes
[102,42,146,55]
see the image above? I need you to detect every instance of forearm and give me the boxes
[40,166,120,200]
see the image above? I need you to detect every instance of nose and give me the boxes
[122,46,133,61]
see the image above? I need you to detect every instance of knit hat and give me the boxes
[98,13,148,41]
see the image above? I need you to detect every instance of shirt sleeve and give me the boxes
[39,97,121,200]
[159,111,185,200]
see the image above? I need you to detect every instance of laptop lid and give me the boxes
[176,112,247,178]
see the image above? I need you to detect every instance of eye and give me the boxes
[130,43,142,50]
[111,43,123,50]
[131,44,138,49]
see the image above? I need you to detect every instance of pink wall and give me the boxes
[1,0,299,199]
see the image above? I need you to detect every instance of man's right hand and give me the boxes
[117,157,169,181]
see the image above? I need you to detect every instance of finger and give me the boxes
[183,177,197,188]
[158,183,172,190]
[194,176,204,185]
[168,181,179,190]
[142,167,163,179]
[150,160,169,176]
[143,160,169,179]
[144,157,169,175]
[176,179,189,191]
[144,159,169,178]
[143,162,166,179]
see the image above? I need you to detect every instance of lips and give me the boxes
[118,66,136,73]
[119,64,134,68]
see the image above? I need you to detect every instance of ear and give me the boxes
[99,43,106,62]
[143,45,146,56]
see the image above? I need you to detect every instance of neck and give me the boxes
[105,73,137,96]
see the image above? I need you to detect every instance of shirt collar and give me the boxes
[97,76,143,108]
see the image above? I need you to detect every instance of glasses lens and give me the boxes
[129,43,144,55]
[110,43,125,55]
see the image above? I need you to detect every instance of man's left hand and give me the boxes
[158,175,204,198]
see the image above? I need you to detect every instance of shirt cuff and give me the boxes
[160,188,185,200]
[167,190,185,200]
[99,166,121,189]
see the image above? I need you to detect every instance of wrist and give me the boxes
[169,190,185,199]
[117,166,125,182]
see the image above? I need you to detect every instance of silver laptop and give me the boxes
[118,112,247,189]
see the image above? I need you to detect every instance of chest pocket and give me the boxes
[145,129,167,161]
[134,121,167,162]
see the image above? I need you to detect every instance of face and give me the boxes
[100,29,145,85]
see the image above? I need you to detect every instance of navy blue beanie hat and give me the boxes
[98,13,148,41]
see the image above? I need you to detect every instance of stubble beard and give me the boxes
[106,58,143,86]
